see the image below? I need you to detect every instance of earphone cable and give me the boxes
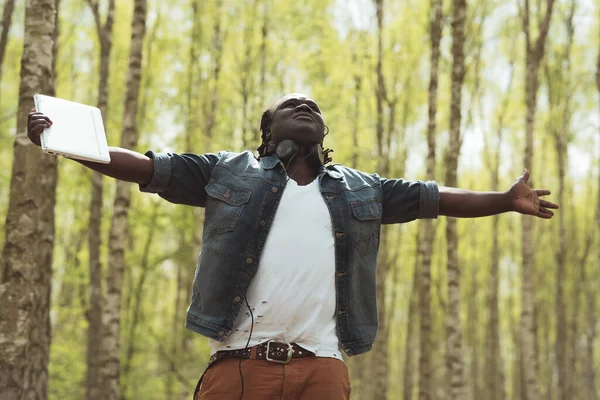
[239,297,254,400]
[284,147,321,184]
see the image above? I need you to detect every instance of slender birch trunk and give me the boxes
[404,231,421,400]
[100,1,147,398]
[204,0,223,140]
[589,28,600,400]
[547,3,574,398]
[85,1,115,399]
[484,57,513,400]
[256,0,268,144]
[0,0,15,99]
[121,204,159,398]
[519,1,555,398]
[350,45,362,169]
[240,1,257,150]
[366,2,391,398]
[419,1,443,399]
[444,0,468,398]
[0,0,58,398]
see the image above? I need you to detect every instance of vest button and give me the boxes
[335,232,345,238]
[218,330,226,338]
[245,257,253,264]
[234,296,241,303]
[271,187,278,193]
[259,220,266,227]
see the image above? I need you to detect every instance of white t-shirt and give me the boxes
[209,177,342,360]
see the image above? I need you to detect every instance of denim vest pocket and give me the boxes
[205,181,252,235]
[351,199,382,255]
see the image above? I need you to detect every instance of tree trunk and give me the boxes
[374,0,386,170]
[467,244,480,400]
[548,3,574,398]
[485,60,513,400]
[185,0,201,153]
[366,2,390,398]
[404,231,421,400]
[204,0,223,140]
[509,273,522,400]
[256,0,268,144]
[350,46,362,169]
[444,0,468,398]
[85,1,115,399]
[100,0,147,398]
[240,1,257,150]
[0,0,15,100]
[170,3,203,396]
[519,1,555,398]
[589,29,600,400]
[121,205,158,399]
[418,1,442,399]
[0,0,58,398]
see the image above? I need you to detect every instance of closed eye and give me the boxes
[280,101,321,114]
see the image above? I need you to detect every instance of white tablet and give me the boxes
[33,94,111,164]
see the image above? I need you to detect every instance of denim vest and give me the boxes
[141,150,439,356]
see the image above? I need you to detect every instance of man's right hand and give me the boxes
[27,109,53,146]
[26,108,154,185]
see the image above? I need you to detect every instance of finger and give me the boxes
[537,209,553,219]
[535,189,551,196]
[30,119,51,130]
[539,207,554,216]
[522,169,530,183]
[27,127,41,145]
[540,200,559,209]
[30,113,52,124]
[29,121,50,139]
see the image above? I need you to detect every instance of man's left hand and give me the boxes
[510,169,559,219]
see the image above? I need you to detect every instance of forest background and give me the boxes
[0,0,599,399]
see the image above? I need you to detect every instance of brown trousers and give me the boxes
[195,357,351,399]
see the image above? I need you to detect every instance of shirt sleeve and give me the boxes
[380,177,440,224]
[139,150,222,207]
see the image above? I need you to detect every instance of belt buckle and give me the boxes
[265,340,293,364]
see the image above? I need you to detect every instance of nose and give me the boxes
[295,103,312,112]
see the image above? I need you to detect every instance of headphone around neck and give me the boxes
[268,139,325,167]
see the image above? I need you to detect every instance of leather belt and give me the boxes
[209,341,315,366]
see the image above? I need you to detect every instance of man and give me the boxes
[28,93,558,399]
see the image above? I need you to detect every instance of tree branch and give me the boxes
[85,0,102,40]
[535,0,556,55]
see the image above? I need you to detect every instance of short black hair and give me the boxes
[256,107,333,164]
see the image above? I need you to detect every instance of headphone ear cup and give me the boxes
[275,140,297,163]
[315,144,324,165]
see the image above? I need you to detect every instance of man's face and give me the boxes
[268,93,326,146]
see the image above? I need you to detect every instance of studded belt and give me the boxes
[209,341,315,366]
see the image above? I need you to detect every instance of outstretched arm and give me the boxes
[439,170,558,219]
[28,110,153,185]
[75,147,153,185]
